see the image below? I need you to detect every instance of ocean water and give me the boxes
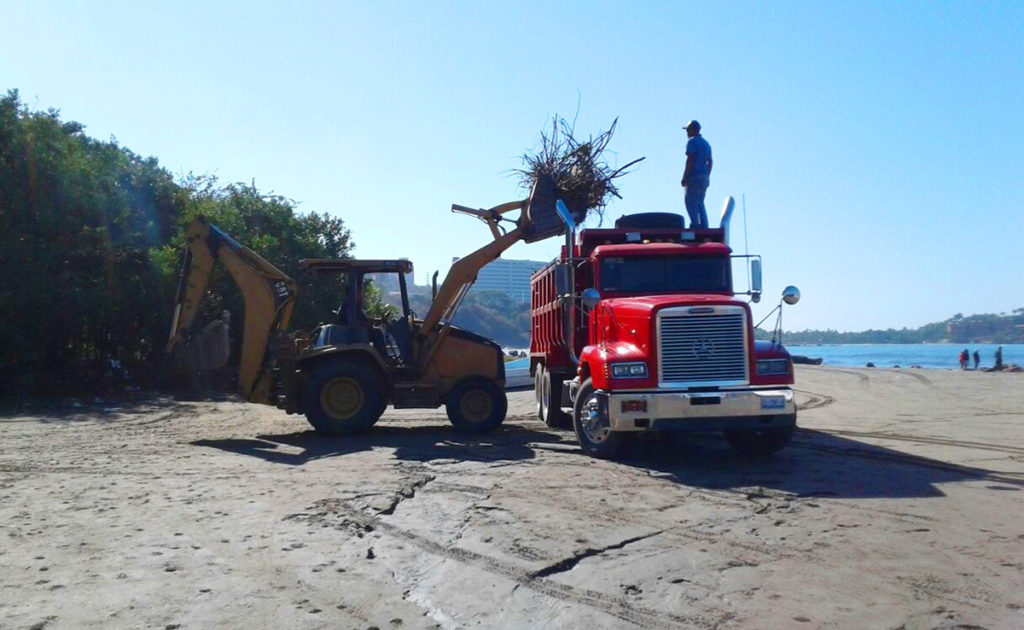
[507,344,1024,371]
[787,343,1022,370]
[506,357,530,371]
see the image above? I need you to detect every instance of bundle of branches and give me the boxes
[517,116,644,223]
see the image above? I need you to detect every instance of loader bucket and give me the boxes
[520,174,566,243]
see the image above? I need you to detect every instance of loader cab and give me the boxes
[300,258,416,367]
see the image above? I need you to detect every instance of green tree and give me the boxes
[0,91,358,394]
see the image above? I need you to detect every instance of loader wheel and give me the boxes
[304,358,386,435]
[446,377,507,434]
[540,369,572,429]
[573,378,628,459]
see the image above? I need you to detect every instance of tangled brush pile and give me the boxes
[516,116,644,223]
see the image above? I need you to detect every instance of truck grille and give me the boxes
[658,310,748,385]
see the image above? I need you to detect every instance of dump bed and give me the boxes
[530,259,576,372]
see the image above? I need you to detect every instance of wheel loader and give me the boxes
[167,176,563,435]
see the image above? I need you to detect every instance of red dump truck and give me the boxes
[530,199,801,458]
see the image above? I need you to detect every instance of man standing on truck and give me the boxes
[681,120,713,229]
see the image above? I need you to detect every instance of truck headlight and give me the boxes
[757,359,790,375]
[611,362,648,378]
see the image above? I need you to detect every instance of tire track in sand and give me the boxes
[794,389,836,412]
[817,367,870,384]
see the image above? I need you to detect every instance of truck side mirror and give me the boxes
[581,288,601,309]
[782,285,801,305]
[750,259,762,303]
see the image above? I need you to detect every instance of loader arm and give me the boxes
[416,223,524,369]
[418,201,525,338]
[416,175,563,370]
[167,217,297,403]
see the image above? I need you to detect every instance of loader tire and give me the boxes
[304,358,386,435]
[446,377,507,434]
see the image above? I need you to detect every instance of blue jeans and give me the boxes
[685,176,709,229]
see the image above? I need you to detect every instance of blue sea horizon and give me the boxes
[506,343,1023,371]
[786,342,1022,370]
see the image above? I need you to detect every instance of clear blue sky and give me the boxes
[4,1,1022,331]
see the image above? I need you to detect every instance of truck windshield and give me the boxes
[599,255,731,294]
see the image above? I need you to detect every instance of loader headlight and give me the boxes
[611,362,648,379]
[757,359,790,376]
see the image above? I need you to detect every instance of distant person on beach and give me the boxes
[959,349,969,370]
[995,346,1004,370]
[681,120,712,230]
[973,350,980,370]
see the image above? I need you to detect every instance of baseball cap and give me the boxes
[683,120,701,131]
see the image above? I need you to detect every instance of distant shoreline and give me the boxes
[786,342,1020,347]
[784,342,1019,371]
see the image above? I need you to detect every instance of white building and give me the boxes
[454,257,548,303]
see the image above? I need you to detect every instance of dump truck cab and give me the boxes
[531,202,800,458]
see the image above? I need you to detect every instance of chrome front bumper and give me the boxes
[603,387,796,432]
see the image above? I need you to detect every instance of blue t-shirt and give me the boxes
[686,135,712,178]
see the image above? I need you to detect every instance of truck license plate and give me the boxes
[761,396,785,410]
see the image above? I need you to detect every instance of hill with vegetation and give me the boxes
[406,290,532,348]
[402,294,1024,351]
[422,299,1024,350]
[6,88,1016,399]
[760,310,1024,344]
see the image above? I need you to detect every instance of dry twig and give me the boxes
[516,116,644,223]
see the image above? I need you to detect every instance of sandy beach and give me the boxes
[2,366,1022,629]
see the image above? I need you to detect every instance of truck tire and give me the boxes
[573,378,628,459]
[446,377,507,434]
[540,368,572,429]
[724,425,795,458]
[534,365,545,420]
[303,357,386,435]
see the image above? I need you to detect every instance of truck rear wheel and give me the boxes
[573,378,628,459]
[534,365,545,420]
[724,425,795,457]
[303,357,386,435]
[539,368,572,429]
[446,377,507,434]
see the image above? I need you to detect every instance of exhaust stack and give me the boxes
[719,196,736,245]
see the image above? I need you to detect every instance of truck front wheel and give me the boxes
[573,378,628,459]
[540,368,572,429]
[724,424,795,457]
[303,358,386,435]
[446,377,507,434]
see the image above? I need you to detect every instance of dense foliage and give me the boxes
[0,90,356,394]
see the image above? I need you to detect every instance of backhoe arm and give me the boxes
[167,217,297,402]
